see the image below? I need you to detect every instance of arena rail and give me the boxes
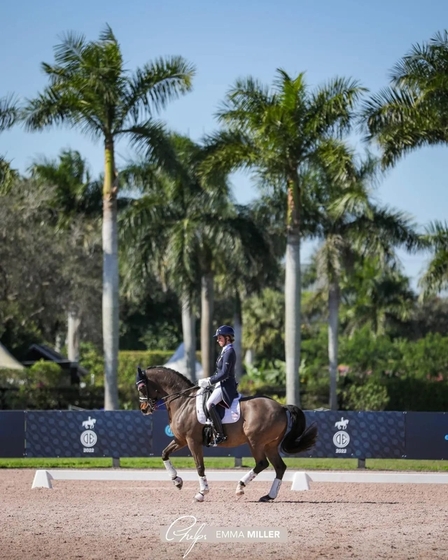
[31,469,448,490]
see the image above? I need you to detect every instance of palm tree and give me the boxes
[211,201,280,380]
[419,221,448,297]
[362,30,448,168]
[30,149,103,362]
[303,152,420,409]
[120,134,226,379]
[30,149,102,222]
[342,258,417,337]
[23,25,195,409]
[121,135,274,380]
[119,159,195,380]
[203,70,365,405]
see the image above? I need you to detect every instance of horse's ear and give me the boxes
[136,366,146,386]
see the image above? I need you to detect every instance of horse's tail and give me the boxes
[280,405,318,455]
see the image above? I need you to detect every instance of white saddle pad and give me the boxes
[195,389,242,425]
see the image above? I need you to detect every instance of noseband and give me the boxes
[136,379,158,414]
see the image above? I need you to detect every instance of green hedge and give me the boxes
[118,350,173,384]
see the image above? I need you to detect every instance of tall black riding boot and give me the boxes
[208,404,227,445]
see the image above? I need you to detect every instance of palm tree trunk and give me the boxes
[285,175,301,406]
[285,232,301,406]
[200,272,214,377]
[328,282,340,410]
[102,138,119,410]
[233,292,243,382]
[181,293,197,382]
[67,309,81,363]
[244,348,255,367]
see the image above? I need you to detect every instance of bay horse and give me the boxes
[137,366,318,502]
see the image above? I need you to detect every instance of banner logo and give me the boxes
[333,417,350,453]
[80,416,97,453]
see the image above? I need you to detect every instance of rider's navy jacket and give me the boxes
[209,343,238,407]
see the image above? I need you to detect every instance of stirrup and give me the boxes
[213,434,227,445]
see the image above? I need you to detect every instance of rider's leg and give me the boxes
[206,386,227,444]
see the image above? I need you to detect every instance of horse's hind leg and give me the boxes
[162,439,186,490]
[236,443,269,497]
[259,442,287,502]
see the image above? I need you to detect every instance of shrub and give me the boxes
[340,380,390,411]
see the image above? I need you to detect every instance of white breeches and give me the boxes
[206,385,224,409]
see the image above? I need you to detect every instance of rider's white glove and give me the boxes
[198,377,211,388]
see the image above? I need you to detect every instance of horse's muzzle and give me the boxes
[139,401,152,415]
[137,382,157,415]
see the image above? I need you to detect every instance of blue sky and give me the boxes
[1,0,447,284]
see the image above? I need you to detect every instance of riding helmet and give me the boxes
[213,325,235,338]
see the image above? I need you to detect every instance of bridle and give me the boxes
[136,368,198,414]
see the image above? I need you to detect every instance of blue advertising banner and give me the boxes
[284,411,406,459]
[405,412,448,460]
[25,410,153,457]
[0,411,25,457]
[4,409,445,461]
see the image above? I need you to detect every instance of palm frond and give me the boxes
[0,94,19,131]
[120,119,183,177]
[121,57,195,125]
[201,129,258,176]
[307,76,366,138]
[363,31,448,167]
[418,249,448,298]
[52,30,88,71]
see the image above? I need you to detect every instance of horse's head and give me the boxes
[136,367,162,415]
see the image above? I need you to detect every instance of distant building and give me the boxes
[22,344,88,385]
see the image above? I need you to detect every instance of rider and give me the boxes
[198,325,238,444]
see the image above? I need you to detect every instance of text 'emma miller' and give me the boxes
[214,529,284,539]
[161,515,287,557]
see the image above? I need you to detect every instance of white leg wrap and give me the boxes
[268,478,282,499]
[163,459,177,479]
[240,469,257,486]
[199,475,209,493]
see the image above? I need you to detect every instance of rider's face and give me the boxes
[216,335,226,347]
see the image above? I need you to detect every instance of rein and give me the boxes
[136,370,198,413]
[158,385,198,406]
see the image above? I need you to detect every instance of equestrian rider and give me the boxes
[198,325,238,444]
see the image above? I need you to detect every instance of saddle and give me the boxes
[198,387,241,447]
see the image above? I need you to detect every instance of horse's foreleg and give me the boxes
[236,444,269,497]
[162,439,186,490]
[187,439,209,502]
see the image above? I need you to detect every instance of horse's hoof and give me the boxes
[173,476,183,490]
[235,484,245,496]
[259,494,274,502]
[194,492,205,502]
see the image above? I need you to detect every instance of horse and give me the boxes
[137,366,318,502]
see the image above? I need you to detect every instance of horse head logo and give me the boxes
[334,417,349,430]
[82,416,97,430]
